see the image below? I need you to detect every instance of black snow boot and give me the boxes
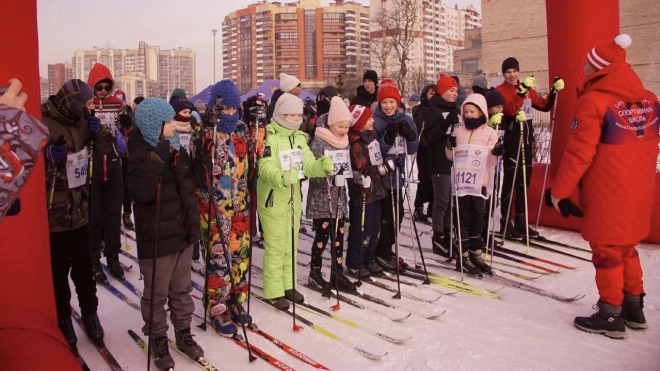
[574,301,627,339]
[151,335,175,370]
[175,327,205,361]
[81,312,105,347]
[91,258,107,284]
[122,213,134,230]
[456,251,482,276]
[469,249,492,275]
[58,318,78,353]
[330,271,357,293]
[267,297,290,311]
[376,254,397,271]
[622,292,648,329]
[515,213,539,239]
[500,219,523,241]
[106,254,125,280]
[308,268,330,292]
[285,289,304,303]
[347,267,371,279]
[413,207,429,224]
[432,233,450,257]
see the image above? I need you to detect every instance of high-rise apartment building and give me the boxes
[40,78,50,103]
[47,63,74,95]
[72,42,196,101]
[222,0,371,94]
[369,0,481,94]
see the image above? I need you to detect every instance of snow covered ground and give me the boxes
[71,181,660,371]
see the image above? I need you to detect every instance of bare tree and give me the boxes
[408,65,431,95]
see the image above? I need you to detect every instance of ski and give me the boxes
[399,229,430,238]
[253,293,388,360]
[402,263,504,294]
[482,273,586,302]
[98,281,141,311]
[494,245,578,269]
[245,323,330,370]
[361,277,442,302]
[76,353,92,371]
[128,329,219,371]
[494,234,592,262]
[119,249,138,263]
[399,269,504,299]
[417,260,541,281]
[482,254,551,275]
[120,229,136,242]
[531,235,592,253]
[71,307,123,371]
[222,330,298,371]
[101,263,142,297]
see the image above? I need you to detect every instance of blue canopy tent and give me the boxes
[240,80,316,102]
[189,84,213,105]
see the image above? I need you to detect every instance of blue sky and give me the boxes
[37,0,480,93]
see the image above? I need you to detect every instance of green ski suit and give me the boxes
[257,122,328,299]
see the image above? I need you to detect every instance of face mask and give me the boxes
[464,116,485,130]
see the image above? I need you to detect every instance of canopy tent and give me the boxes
[189,84,213,105]
[240,80,316,102]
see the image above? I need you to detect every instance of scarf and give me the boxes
[314,127,348,149]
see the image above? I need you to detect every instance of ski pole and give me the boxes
[407,124,424,180]
[403,141,430,285]
[486,124,501,265]
[498,120,523,265]
[357,174,369,288]
[535,86,559,231]
[392,135,402,299]
[520,119,531,254]
[450,136,465,281]
[198,125,216,333]
[290,159,303,332]
[325,174,341,311]
[247,109,263,315]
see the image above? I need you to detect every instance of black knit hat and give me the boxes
[485,90,505,109]
[363,70,378,85]
[501,57,520,74]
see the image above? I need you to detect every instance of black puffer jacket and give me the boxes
[350,85,378,107]
[265,89,284,123]
[423,94,460,175]
[412,84,435,147]
[127,128,201,260]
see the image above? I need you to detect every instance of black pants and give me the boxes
[376,188,404,260]
[346,188,381,269]
[121,153,132,215]
[501,132,533,221]
[192,240,200,260]
[482,170,501,240]
[457,195,486,252]
[414,146,433,210]
[90,153,123,260]
[50,226,98,321]
[310,218,345,271]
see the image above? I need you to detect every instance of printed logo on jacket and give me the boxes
[601,98,660,144]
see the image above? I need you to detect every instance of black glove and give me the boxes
[399,121,416,141]
[446,135,457,149]
[384,120,399,145]
[119,114,133,129]
[545,189,583,218]
[446,110,460,126]
[491,138,504,156]
[154,140,172,162]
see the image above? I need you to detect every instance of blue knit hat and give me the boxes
[135,98,176,148]
[208,79,241,109]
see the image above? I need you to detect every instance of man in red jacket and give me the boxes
[496,58,564,240]
[87,63,127,283]
[548,34,659,339]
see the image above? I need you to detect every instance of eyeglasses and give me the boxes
[95,85,111,92]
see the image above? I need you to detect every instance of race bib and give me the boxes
[324,149,352,178]
[279,149,304,179]
[522,98,533,118]
[179,133,191,152]
[97,113,115,136]
[65,148,89,189]
[452,144,490,198]
[368,141,383,165]
[385,136,405,155]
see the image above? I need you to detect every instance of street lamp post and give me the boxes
[212,29,217,83]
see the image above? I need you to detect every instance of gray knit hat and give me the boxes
[273,93,304,130]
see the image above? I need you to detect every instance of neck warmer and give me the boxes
[168,131,181,151]
[216,111,239,133]
[314,127,349,149]
[464,116,486,130]
[273,112,303,131]
[173,115,192,132]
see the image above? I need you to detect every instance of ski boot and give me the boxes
[228,301,252,325]
[122,213,134,230]
[622,292,648,329]
[58,318,78,353]
[212,312,238,337]
[308,268,330,292]
[285,289,304,303]
[330,270,357,293]
[347,267,371,279]
[91,258,108,284]
[456,251,482,276]
[191,259,206,274]
[364,261,383,275]
[265,297,290,311]
[81,312,105,347]
[376,253,398,272]
[515,214,539,239]
[151,335,175,370]
[469,249,492,275]
[299,225,308,233]
[500,219,523,241]
[574,301,627,339]
[398,257,409,272]
[174,327,205,361]
[413,207,429,224]
[432,233,450,257]
[106,254,125,280]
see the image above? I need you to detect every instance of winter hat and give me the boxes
[113,89,127,101]
[327,96,352,126]
[170,96,194,115]
[461,94,489,125]
[501,57,520,74]
[171,88,187,100]
[52,79,94,121]
[436,74,459,95]
[279,73,301,93]
[377,78,402,104]
[409,93,421,102]
[587,34,632,70]
[134,97,176,148]
[195,100,206,112]
[318,85,339,99]
[485,90,505,109]
[349,105,372,132]
[134,96,145,105]
[471,75,488,90]
[363,70,378,84]
[273,93,304,130]
[208,79,241,109]
[451,76,460,85]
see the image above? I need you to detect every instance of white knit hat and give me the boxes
[279,73,301,93]
[273,93,304,130]
[327,96,352,126]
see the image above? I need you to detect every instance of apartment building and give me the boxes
[222,0,371,93]
[47,63,74,95]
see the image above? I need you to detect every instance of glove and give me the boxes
[552,77,565,93]
[361,175,371,189]
[319,155,334,174]
[446,111,460,126]
[395,155,405,169]
[446,135,457,149]
[491,139,504,156]
[384,120,399,145]
[545,189,583,218]
[488,112,503,127]
[154,140,172,162]
[399,121,416,141]
[115,128,127,153]
[118,114,133,129]
[249,105,266,121]
[45,144,66,163]
[87,115,101,134]
[515,110,527,122]
[382,157,396,173]
[283,167,299,187]
[333,173,345,187]
[516,76,536,95]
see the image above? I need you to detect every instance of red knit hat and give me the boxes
[377,78,402,104]
[349,105,372,132]
[436,74,459,95]
[586,34,632,71]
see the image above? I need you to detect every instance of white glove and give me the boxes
[334,173,345,187]
[361,175,371,189]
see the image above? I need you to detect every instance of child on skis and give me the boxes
[257,93,334,310]
[195,80,253,336]
[445,94,500,274]
[345,104,391,277]
[495,57,564,240]
[128,98,204,370]
[306,96,354,292]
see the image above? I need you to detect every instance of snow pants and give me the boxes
[375,188,404,260]
[346,191,382,270]
[590,243,644,306]
[457,194,486,252]
[90,153,123,260]
[310,218,345,271]
[414,146,433,210]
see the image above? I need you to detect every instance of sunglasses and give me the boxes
[95,85,111,92]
